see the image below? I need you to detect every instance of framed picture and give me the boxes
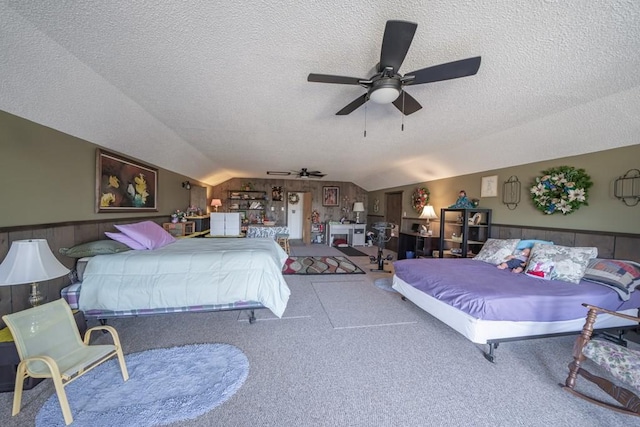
[481,175,498,198]
[96,149,158,212]
[271,186,283,201]
[322,186,340,207]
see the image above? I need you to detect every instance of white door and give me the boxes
[287,192,304,239]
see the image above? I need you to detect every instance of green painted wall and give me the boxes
[0,110,201,228]
[1,109,638,234]
[368,144,640,234]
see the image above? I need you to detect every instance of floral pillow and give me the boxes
[524,244,597,284]
[582,259,640,301]
[473,239,520,265]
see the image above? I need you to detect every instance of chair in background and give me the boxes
[2,298,129,425]
[276,233,290,254]
[562,304,640,417]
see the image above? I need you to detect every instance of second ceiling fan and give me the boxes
[308,20,481,116]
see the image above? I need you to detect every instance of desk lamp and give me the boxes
[0,239,70,307]
[353,202,365,224]
[419,205,438,235]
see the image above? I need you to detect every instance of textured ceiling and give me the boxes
[1,1,639,191]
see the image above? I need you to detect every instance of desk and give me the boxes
[326,223,367,246]
[246,225,289,239]
[398,232,439,259]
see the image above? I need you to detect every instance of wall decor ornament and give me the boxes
[614,169,640,207]
[412,187,430,213]
[288,193,300,205]
[502,175,521,210]
[529,166,592,215]
[96,149,158,213]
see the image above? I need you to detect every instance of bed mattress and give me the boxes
[392,258,640,345]
[393,258,640,322]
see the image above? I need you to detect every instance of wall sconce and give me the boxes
[182,181,191,190]
[210,199,222,212]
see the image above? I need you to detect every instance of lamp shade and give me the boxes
[0,239,70,286]
[419,205,438,220]
[210,199,222,208]
[353,202,365,212]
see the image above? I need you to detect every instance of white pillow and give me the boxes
[524,243,597,284]
[473,239,521,265]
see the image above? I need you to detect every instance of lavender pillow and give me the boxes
[105,232,147,250]
[114,221,176,250]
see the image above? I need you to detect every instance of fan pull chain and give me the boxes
[363,104,367,138]
[401,92,405,131]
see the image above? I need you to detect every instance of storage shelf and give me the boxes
[438,208,491,259]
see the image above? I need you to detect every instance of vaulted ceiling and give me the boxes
[1,1,639,191]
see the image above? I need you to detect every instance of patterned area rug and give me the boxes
[282,256,365,274]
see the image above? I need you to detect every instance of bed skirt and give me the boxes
[61,283,265,320]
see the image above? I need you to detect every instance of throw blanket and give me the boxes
[79,238,290,317]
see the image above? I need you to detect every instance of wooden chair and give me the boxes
[2,298,129,425]
[562,304,640,416]
[276,233,290,254]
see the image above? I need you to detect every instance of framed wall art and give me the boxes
[96,149,158,212]
[271,186,283,201]
[322,186,340,207]
[481,175,498,198]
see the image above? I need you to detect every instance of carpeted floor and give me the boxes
[335,246,369,257]
[282,256,365,274]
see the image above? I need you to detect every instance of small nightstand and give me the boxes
[163,221,195,237]
[0,310,87,392]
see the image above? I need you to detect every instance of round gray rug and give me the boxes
[374,277,397,293]
[36,343,249,427]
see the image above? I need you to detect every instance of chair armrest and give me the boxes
[583,303,640,323]
[83,325,122,346]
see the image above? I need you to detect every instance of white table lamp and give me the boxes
[0,239,70,307]
[210,199,222,212]
[353,202,365,223]
[419,205,438,234]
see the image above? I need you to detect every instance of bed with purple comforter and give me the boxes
[392,258,640,361]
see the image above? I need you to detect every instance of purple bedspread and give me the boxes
[393,258,640,322]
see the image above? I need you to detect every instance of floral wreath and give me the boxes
[412,187,430,213]
[288,193,299,204]
[529,166,592,215]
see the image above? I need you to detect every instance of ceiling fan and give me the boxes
[267,168,326,179]
[307,20,481,116]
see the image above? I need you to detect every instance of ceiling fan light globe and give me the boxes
[369,86,401,104]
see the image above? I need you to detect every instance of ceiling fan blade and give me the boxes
[336,93,368,115]
[392,91,423,116]
[379,20,417,73]
[267,171,291,176]
[308,74,365,85]
[405,56,481,85]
